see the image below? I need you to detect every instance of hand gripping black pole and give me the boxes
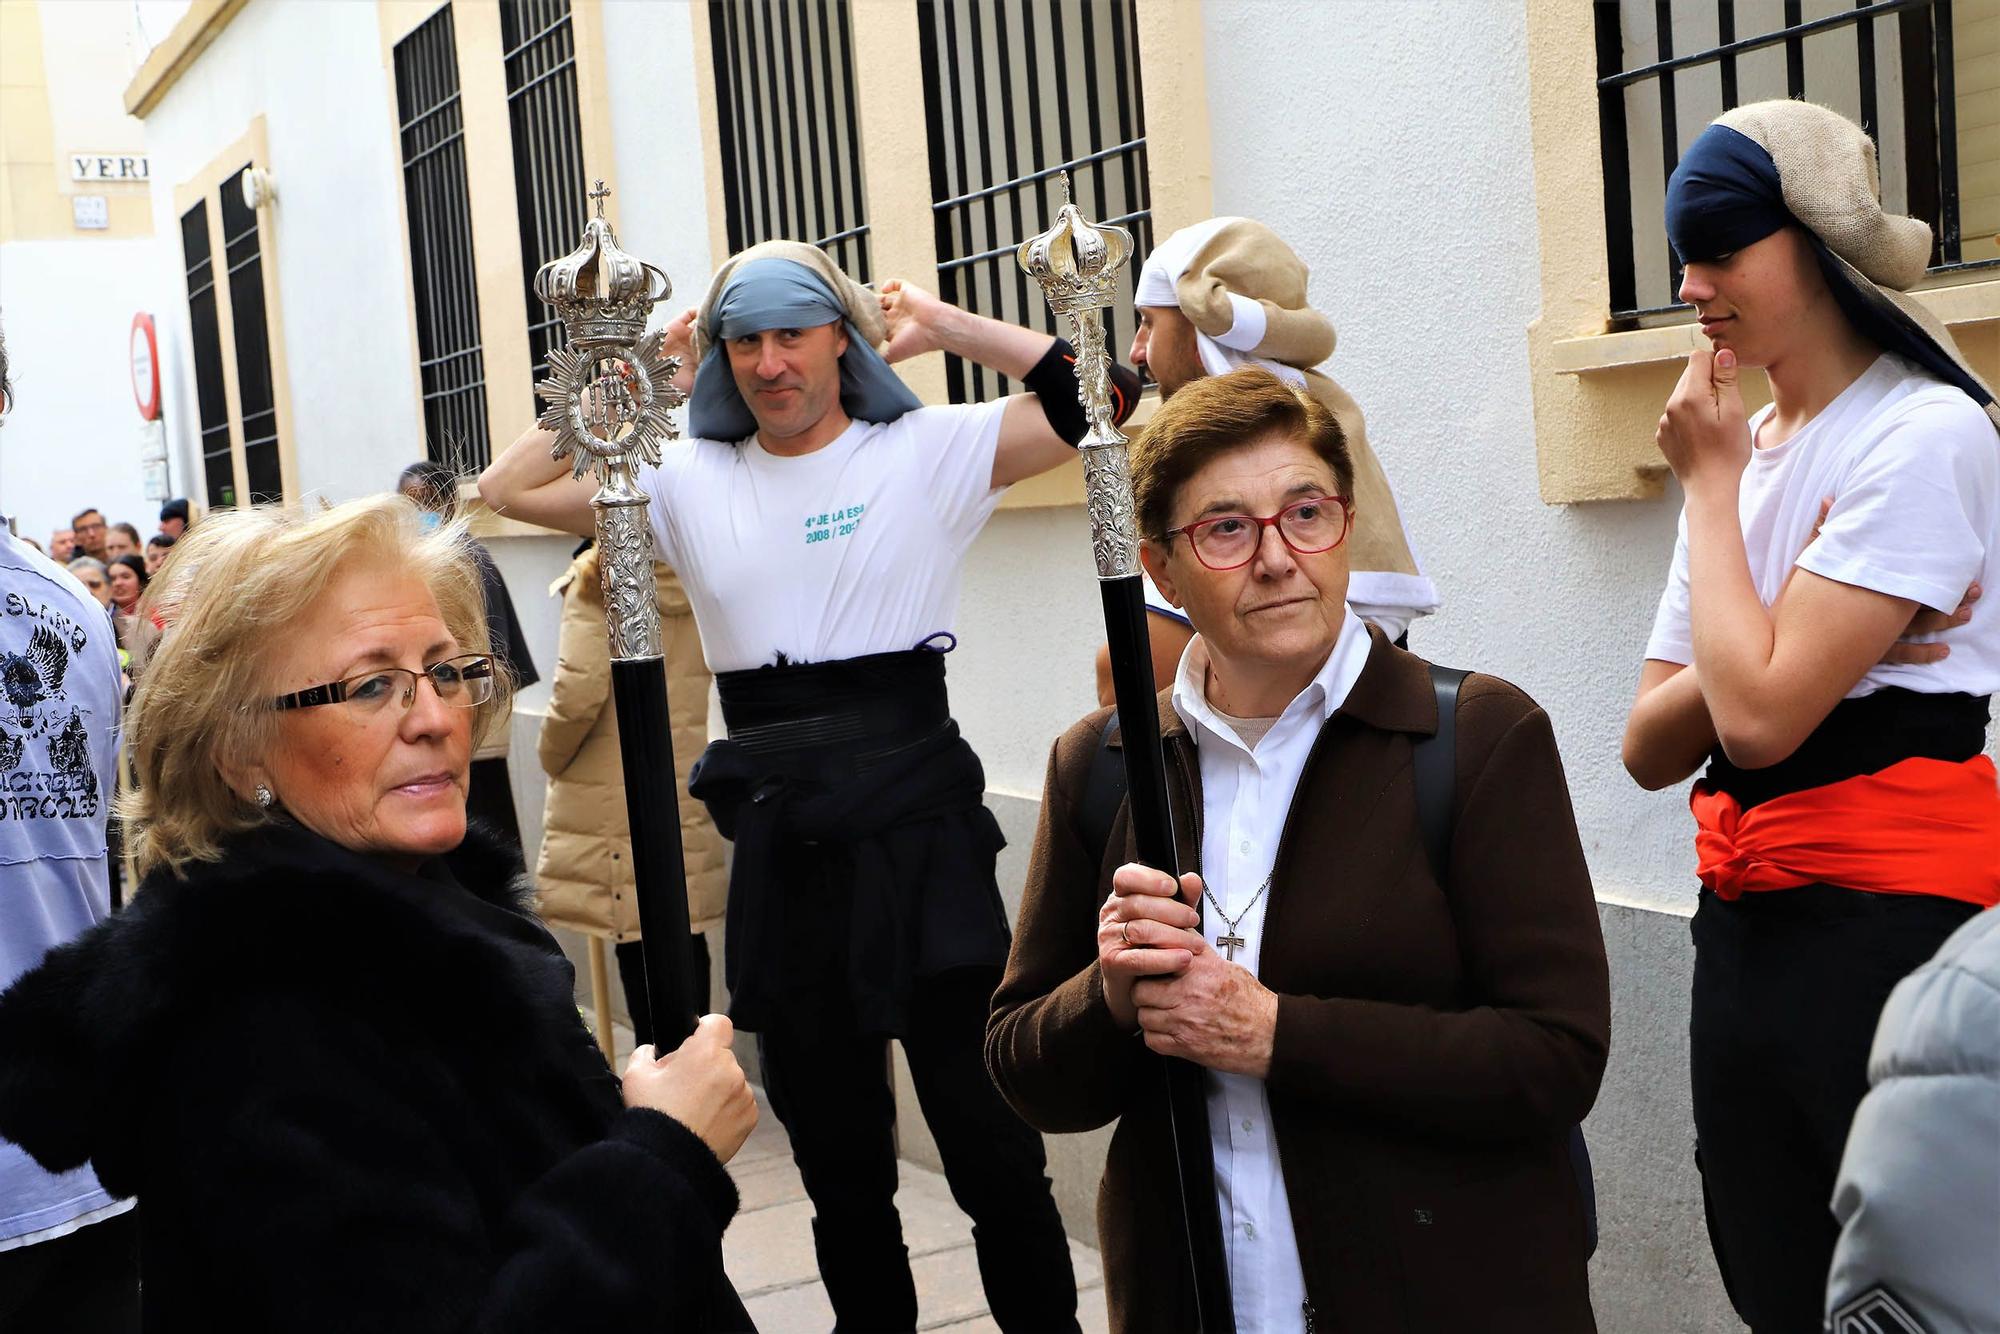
[1101,575,1236,1333]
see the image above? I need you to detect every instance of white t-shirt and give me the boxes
[638,401,1009,673]
[1646,355,2000,699]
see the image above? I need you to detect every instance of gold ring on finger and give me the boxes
[1121,921,1131,946]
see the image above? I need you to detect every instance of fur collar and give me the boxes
[0,820,578,1192]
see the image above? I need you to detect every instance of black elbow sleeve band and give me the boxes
[1025,339,1144,446]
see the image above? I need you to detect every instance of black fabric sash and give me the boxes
[1702,687,1990,810]
[690,650,1009,1036]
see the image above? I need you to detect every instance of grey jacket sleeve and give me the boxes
[1826,908,2000,1334]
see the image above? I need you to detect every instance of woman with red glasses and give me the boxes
[988,367,1610,1332]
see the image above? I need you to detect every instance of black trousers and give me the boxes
[758,966,1080,1334]
[0,1209,139,1334]
[1690,885,1978,1333]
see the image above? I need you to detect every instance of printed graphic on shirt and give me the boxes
[803,503,867,547]
[1831,1286,1928,1334]
[0,595,102,822]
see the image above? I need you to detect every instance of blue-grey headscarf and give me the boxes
[689,258,920,441]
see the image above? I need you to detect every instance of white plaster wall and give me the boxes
[600,0,718,316]
[0,237,176,542]
[138,0,425,514]
[1197,0,1694,911]
[954,507,1115,797]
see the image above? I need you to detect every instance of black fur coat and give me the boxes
[0,820,740,1332]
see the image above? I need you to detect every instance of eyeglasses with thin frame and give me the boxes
[1164,495,1353,571]
[272,653,496,716]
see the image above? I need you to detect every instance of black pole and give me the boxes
[1099,572,1236,1333]
[534,183,751,1332]
[608,657,699,1044]
[1016,180,1235,1331]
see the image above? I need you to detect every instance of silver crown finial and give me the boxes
[1016,177,1132,318]
[532,185,683,479]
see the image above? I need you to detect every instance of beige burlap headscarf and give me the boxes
[1136,219,1438,623]
[1700,100,1997,431]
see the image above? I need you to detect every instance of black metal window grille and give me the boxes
[181,203,236,510]
[1597,0,1995,324]
[918,0,1150,404]
[501,0,588,395]
[396,7,491,468]
[708,0,871,282]
[220,166,283,504]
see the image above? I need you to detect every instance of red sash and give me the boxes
[1691,755,2000,907]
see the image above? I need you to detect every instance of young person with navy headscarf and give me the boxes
[1620,100,2000,1332]
[481,239,1142,1332]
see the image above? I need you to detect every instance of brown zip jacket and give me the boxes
[987,629,1608,1332]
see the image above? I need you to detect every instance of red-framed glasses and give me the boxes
[1165,495,1353,571]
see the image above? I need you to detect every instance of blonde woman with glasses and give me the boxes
[0,495,754,1333]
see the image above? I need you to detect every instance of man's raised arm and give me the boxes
[477,422,599,539]
[879,280,1139,490]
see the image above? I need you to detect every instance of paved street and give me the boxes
[723,1093,1110,1332]
[597,1018,1109,1331]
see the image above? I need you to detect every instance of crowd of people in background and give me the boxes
[25,499,191,676]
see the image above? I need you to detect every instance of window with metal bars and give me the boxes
[917,0,1150,404]
[180,203,236,510]
[1596,0,2000,326]
[220,166,283,504]
[396,6,491,469]
[501,0,588,400]
[708,0,872,282]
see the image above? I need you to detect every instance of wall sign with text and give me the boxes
[70,153,150,183]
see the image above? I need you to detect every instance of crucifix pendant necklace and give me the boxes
[1200,870,1273,962]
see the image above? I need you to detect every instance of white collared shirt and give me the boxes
[1169,607,1372,1333]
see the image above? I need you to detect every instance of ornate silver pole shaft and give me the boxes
[1018,176,1236,1333]
[532,183,699,1045]
[1016,177,1141,583]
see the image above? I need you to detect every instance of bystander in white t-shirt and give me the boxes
[1646,354,2000,700]
[639,400,1009,673]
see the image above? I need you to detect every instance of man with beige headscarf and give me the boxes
[1094,218,1438,702]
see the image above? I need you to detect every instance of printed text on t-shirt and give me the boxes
[803,503,867,546]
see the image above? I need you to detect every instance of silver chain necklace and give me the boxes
[1202,870,1273,962]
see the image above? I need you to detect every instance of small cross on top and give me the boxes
[589,180,611,218]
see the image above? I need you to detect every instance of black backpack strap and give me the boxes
[1412,667,1469,881]
[1412,663,1598,1258]
[1077,711,1128,865]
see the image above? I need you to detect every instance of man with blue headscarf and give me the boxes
[1620,100,2000,1332]
[480,238,1140,1332]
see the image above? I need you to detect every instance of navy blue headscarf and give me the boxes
[689,258,920,441]
[1666,124,1991,409]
